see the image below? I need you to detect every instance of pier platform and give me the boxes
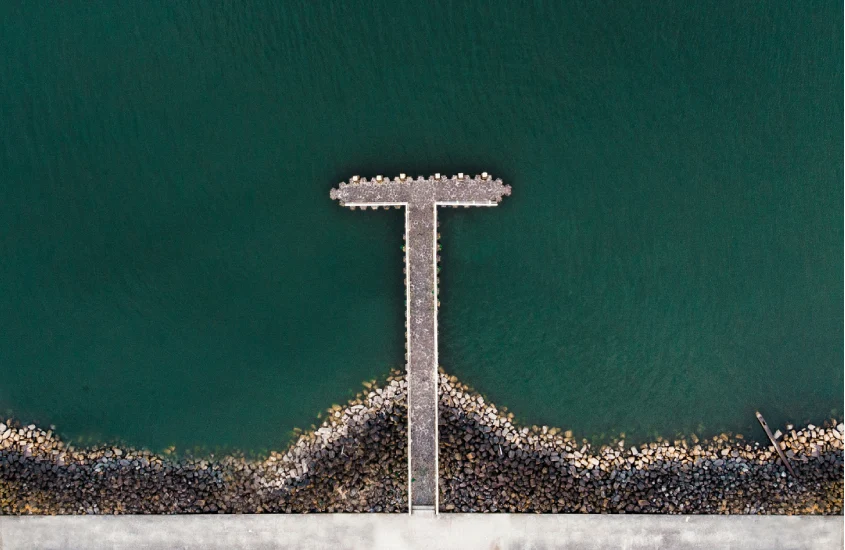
[331,174,511,513]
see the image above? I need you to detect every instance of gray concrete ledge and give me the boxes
[1,514,841,550]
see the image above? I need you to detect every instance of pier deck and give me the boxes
[331,174,511,513]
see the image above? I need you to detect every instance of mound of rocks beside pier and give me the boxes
[0,371,841,514]
[438,374,843,514]
[0,375,409,514]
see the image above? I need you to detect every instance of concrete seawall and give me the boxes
[2,514,842,550]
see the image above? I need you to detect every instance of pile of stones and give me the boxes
[0,375,409,514]
[438,374,843,514]
[0,370,841,514]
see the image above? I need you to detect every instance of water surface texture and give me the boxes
[1,2,841,450]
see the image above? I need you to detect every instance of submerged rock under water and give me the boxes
[0,371,841,514]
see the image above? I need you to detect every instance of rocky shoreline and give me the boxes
[1,371,842,514]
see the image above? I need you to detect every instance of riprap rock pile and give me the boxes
[1,371,841,514]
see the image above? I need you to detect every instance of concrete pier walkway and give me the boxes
[3,514,841,550]
[331,174,511,513]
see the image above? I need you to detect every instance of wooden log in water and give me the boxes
[756,411,798,477]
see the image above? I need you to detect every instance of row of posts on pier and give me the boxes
[347,172,492,184]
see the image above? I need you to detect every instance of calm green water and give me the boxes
[0,2,841,451]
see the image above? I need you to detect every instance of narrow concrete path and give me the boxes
[3,514,840,550]
[405,200,438,509]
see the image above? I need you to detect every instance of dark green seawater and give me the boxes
[0,2,841,452]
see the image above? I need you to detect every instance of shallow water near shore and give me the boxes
[0,2,842,452]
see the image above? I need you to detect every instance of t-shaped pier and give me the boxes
[330,173,511,514]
